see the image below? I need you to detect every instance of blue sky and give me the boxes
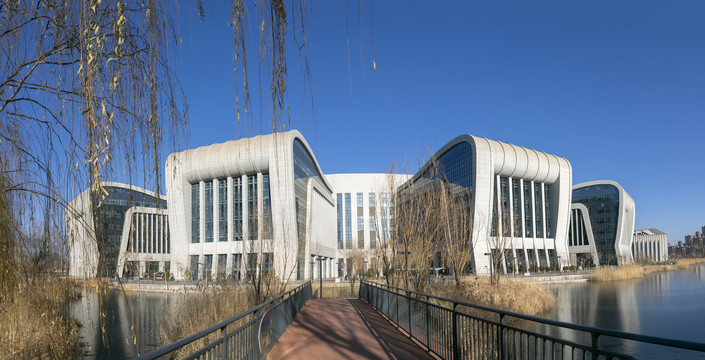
[174,1,705,243]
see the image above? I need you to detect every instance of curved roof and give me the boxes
[166,130,333,193]
[411,134,570,185]
[68,181,166,208]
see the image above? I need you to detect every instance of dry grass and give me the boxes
[0,277,80,359]
[590,258,705,282]
[160,285,254,357]
[430,277,556,317]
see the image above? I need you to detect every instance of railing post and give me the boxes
[453,303,460,360]
[408,290,412,332]
[220,325,227,360]
[498,313,505,360]
[591,332,600,360]
[426,295,431,349]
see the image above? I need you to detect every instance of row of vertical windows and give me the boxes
[492,176,553,239]
[128,212,170,254]
[336,192,391,249]
[188,252,273,280]
[190,175,270,243]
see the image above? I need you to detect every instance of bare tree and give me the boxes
[441,183,475,287]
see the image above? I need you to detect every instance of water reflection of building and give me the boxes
[568,181,635,266]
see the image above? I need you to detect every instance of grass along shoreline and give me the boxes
[590,258,705,282]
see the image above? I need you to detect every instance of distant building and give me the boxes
[66,182,168,279]
[669,226,705,258]
[632,228,668,262]
[326,174,410,278]
[569,181,635,266]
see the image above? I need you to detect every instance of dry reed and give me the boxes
[0,277,80,359]
[430,277,556,317]
[590,258,705,282]
[159,285,253,357]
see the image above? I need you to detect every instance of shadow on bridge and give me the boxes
[268,298,435,360]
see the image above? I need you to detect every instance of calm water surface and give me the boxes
[538,263,705,359]
[73,265,705,359]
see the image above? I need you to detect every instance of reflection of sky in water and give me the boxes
[72,288,193,359]
[540,263,705,359]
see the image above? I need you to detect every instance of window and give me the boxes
[500,177,511,237]
[248,175,258,240]
[368,193,376,208]
[357,214,364,249]
[263,253,273,275]
[357,193,364,207]
[524,181,533,238]
[218,254,227,276]
[232,253,242,280]
[233,177,242,241]
[191,183,200,243]
[205,181,213,242]
[204,254,213,280]
[512,179,523,237]
[263,174,272,238]
[190,255,199,281]
[534,183,543,238]
[345,193,352,249]
[337,193,343,249]
[219,180,227,242]
[544,185,552,238]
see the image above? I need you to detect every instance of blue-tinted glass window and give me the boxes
[345,193,352,249]
[205,181,213,242]
[263,173,272,238]
[192,183,200,243]
[545,185,552,238]
[219,180,227,242]
[248,175,258,240]
[512,179,523,237]
[337,193,343,249]
[524,181,533,238]
[534,183,543,238]
[572,184,620,265]
[233,177,242,241]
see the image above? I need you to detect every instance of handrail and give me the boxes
[135,281,312,360]
[361,280,705,355]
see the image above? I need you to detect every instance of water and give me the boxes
[71,265,705,359]
[71,288,192,359]
[538,263,705,358]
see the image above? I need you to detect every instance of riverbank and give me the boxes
[590,258,705,282]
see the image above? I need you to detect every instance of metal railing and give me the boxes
[135,281,312,360]
[360,280,705,359]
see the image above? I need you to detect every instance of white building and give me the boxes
[326,173,411,278]
[164,130,337,281]
[632,228,668,262]
[66,182,168,279]
[409,135,573,275]
[570,180,635,266]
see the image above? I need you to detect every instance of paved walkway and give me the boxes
[268,299,435,360]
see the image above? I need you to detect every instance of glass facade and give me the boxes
[233,177,242,240]
[512,179,523,237]
[232,253,242,279]
[205,181,213,242]
[534,183,543,238]
[247,175,258,240]
[572,184,620,265]
[191,183,199,243]
[293,138,328,279]
[263,173,272,238]
[523,181,533,238]
[204,254,213,280]
[345,193,352,249]
[128,212,169,256]
[91,185,165,277]
[337,193,343,249]
[219,180,227,242]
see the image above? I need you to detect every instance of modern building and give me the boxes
[66,182,168,279]
[569,181,635,266]
[164,130,337,281]
[632,228,668,262]
[407,135,573,275]
[326,173,411,278]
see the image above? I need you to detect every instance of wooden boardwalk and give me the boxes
[268,299,436,360]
